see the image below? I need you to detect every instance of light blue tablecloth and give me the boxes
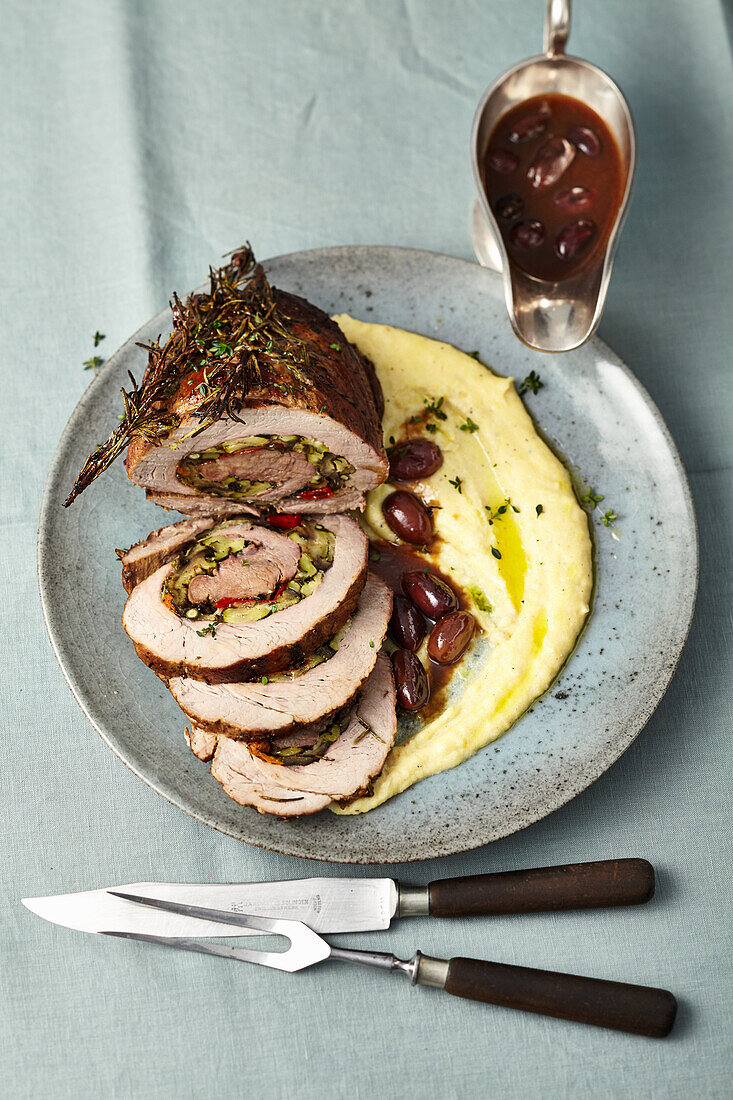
[2,2,731,1097]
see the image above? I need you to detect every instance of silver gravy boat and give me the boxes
[471,0,636,352]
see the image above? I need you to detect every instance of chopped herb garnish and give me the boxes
[196,620,218,638]
[581,488,604,509]
[210,338,233,357]
[93,331,106,347]
[329,342,341,351]
[536,504,544,516]
[83,355,104,375]
[369,550,381,562]
[425,422,438,433]
[460,416,480,434]
[601,509,618,527]
[424,396,447,420]
[485,499,514,524]
[369,640,375,648]
[261,675,269,684]
[409,414,423,424]
[491,546,502,559]
[518,370,543,395]
[388,435,396,447]
[448,475,463,493]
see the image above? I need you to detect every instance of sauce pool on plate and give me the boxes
[483,93,624,282]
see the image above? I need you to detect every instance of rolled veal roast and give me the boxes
[119,513,368,682]
[65,246,399,819]
[65,248,387,514]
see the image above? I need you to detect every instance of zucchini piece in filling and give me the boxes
[176,435,356,502]
[162,520,336,626]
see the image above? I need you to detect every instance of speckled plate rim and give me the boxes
[37,246,699,863]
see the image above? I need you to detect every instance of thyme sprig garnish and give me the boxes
[485,498,519,525]
[581,487,604,509]
[518,370,543,395]
[64,246,315,506]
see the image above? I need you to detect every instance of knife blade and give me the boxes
[22,878,399,936]
[21,860,655,937]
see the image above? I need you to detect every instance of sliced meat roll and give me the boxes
[245,654,395,797]
[204,654,395,816]
[65,249,388,513]
[170,573,392,739]
[128,407,386,518]
[122,513,368,683]
[209,741,332,817]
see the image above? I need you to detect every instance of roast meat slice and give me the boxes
[117,518,212,594]
[123,513,367,682]
[184,726,218,762]
[144,484,366,517]
[128,405,387,517]
[194,447,314,500]
[205,655,395,814]
[245,654,395,797]
[169,572,392,738]
[186,538,299,605]
[208,739,332,817]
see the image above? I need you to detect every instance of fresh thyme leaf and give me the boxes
[448,475,463,493]
[536,504,544,516]
[518,370,543,395]
[93,331,106,347]
[485,499,513,524]
[196,620,218,638]
[581,487,604,509]
[601,509,618,527]
[83,356,104,375]
[460,416,480,433]
[424,396,447,420]
[369,550,381,562]
[388,435,396,447]
[261,675,269,684]
[425,421,438,433]
[329,342,341,351]
[491,546,502,559]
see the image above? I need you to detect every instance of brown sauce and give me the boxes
[483,93,624,282]
[369,540,470,717]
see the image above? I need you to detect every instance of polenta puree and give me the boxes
[331,317,592,814]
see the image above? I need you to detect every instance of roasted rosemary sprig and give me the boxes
[64,246,313,506]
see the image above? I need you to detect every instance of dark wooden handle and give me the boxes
[445,957,677,1037]
[428,859,654,917]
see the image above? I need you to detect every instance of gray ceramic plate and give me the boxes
[38,247,698,863]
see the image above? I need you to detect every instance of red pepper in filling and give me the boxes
[214,582,289,612]
[297,485,334,500]
[266,513,303,530]
[215,596,247,610]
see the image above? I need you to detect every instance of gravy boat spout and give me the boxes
[471,0,636,352]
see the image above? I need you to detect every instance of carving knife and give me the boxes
[21,859,654,937]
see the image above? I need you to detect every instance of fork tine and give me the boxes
[101,929,330,973]
[108,890,291,936]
